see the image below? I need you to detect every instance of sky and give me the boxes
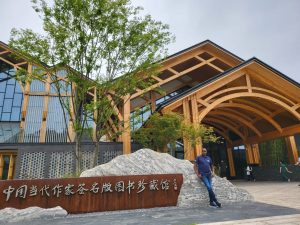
[1,0,300,83]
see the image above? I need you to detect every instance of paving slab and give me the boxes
[4,181,300,225]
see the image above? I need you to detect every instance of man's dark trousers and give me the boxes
[201,173,217,203]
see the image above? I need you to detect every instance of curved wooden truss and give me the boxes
[162,70,300,149]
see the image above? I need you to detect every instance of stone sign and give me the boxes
[0,174,183,214]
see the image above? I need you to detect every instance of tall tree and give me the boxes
[10,0,173,172]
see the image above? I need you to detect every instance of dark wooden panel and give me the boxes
[0,174,183,214]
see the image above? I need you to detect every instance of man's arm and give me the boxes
[194,160,202,178]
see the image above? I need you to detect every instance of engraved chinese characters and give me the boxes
[3,178,179,201]
[0,174,183,214]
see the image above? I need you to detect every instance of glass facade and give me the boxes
[130,86,191,131]
[45,97,69,142]
[0,64,23,122]
[23,96,44,143]
[0,61,23,143]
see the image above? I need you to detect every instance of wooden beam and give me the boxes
[216,102,282,133]
[107,94,123,121]
[0,50,9,55]
[191,95,202,156]
[0,56,24,70]
[285,136,299,164]
[233,124,300,146]
[150,91,156,113]
[245,74,252,93]
[210,111,262,137]
[130,57,216,100]
[205,86,248,102]
[182,99,194,160]
[199,92,300,123]
[251,144,261,165]
[15,61,28,66]
[252,87,295,106]
[163,70,246,112]
[226,147,236,177]
[122,95,131,154]
[245,143,254,164]
[204,117,246,140]
[7,154,15,180]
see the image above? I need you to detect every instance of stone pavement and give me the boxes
[5,181,300,225]
[233,180,300,210]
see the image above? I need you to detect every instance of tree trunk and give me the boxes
[93,140,99,167]
[75,135,82,173]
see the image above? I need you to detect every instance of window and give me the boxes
[0,61,23,122]
[0,152,17,180]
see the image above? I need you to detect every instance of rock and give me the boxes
[0,206,67,223]
[81,149,253,207]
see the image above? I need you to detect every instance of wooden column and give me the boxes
[7,155,15,180]
[183,99,193,160]
[245,143,254,164]
[251,144,261,165]
[226,147,236,177]
[19,63,32,142]
[191,95,202,157]
[285,135,299,164]
[122,95,131,154]
[150,91,156,113]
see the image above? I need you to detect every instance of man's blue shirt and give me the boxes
[196,155,212,175]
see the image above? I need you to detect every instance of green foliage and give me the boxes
[132,112,218,152]
[9,0,173,170]
[181,122,219,147]
[259,138,288,167]
[132,112,182,152]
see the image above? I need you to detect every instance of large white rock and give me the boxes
[81,148,253,207]
[0,206,67,223]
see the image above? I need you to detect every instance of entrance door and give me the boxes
[232,146,247,179]
[0,151,17,180]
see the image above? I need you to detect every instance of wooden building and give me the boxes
[0,40,299,179]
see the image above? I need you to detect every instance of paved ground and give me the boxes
[233,180,300,210]
[7,181,300,225]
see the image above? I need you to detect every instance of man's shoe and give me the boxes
[209,202,217,208]
[215,201,222,208]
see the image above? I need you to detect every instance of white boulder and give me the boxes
[81,148,253,207]
[0,206,67,223]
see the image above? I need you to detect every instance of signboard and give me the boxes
[0,174,183,214]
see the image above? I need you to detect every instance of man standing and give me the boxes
[194,148,221,208]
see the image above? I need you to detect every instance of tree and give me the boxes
[132,112,182,152]
[181,122,219,148]
[132,112,218,153]
[9,0,173,172]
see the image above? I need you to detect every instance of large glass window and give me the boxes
[45,97,69,142]
[23,96,44,143]
[130,86,191,131]
[0,61,23,122]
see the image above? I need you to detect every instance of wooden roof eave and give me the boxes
[157,58,300,114]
